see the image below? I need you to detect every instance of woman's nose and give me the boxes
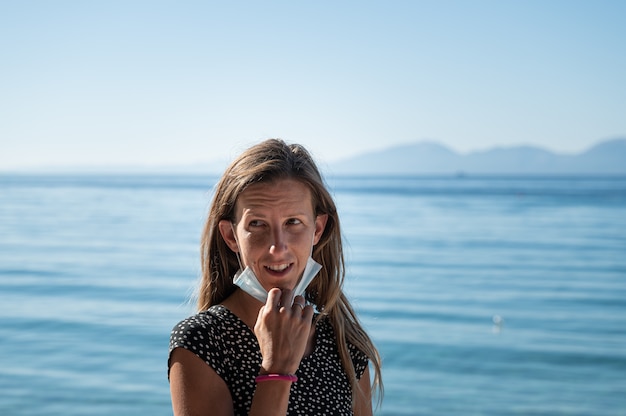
[268,228,287,253]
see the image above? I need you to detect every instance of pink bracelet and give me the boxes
[255,373,298,383]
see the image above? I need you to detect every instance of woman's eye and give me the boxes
[249,220,265,228]
[287,218,302,226]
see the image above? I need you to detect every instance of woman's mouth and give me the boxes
[265,263,292,275]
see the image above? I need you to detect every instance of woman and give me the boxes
[168,139,383,415]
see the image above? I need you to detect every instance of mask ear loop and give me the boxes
[231,222,245,271]
[310,224,321,257]
[302,232,318,289]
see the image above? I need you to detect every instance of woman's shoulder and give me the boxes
[171,305,225,328]
[169,306,242,348]
[168,305,250,379]
[316,314,369,377]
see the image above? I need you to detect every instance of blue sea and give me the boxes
[1,174,625,415]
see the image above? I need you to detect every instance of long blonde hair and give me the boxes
[197,139,382,404]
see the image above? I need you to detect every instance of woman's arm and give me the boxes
[249,288,314,415]
[170,289,312,416]
[170,347,296,416]
[169,347,234,416]
[354,365,374,416]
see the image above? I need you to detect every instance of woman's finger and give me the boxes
[292,295,306,311]
[266,288,282,311]
[278,288,293,311]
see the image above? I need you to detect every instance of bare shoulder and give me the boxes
[169,347,234,416]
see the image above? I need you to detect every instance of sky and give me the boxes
[1,0,625,170]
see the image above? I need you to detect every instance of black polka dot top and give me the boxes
[169,305,368,415]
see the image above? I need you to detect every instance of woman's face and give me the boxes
[219,178,328,293]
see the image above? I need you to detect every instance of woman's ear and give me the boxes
[218,220,239,253]
[313,214,328,245]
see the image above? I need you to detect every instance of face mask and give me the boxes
[233,256,322,304]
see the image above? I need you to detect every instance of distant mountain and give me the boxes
[328,138,626,175]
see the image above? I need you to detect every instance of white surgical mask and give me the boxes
[233,256,322,304]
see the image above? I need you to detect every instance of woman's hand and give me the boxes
[254,288,314,375]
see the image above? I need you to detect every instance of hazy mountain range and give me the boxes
[19,138,625,175]
[328,138,626,175]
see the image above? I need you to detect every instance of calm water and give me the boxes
[1,174,625,415]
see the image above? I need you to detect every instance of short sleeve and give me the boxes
[348,341,369,380]
[168,312,227,379]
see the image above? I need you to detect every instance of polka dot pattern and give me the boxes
[169,305,368,415]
